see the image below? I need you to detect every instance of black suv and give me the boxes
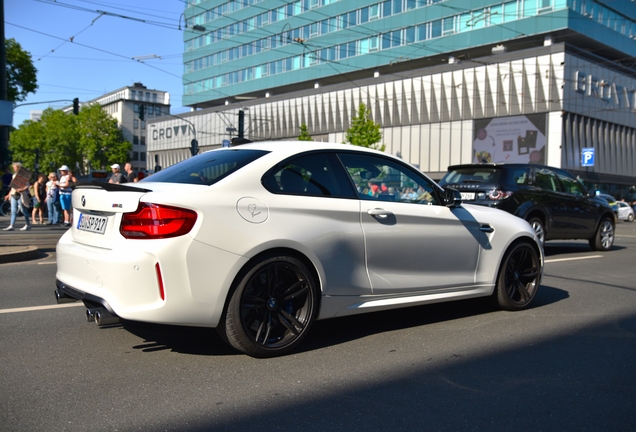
[439,164,616,250]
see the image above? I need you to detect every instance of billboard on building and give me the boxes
[473,114,546,165]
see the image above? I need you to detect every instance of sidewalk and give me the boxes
[0,215,69,263]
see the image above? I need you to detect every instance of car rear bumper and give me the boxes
[55,230,248,327]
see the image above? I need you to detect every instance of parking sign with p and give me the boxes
[582,148,595,167]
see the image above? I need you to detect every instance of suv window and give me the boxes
[440,167,502,187]
[555,170,587,196]
[262,152,356,198]
[507,167,531,186]
[534,168,560,192]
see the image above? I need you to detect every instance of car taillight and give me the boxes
[120,203,197,239]
[487,190,513,200]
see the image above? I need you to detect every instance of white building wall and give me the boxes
[149,45,635,180]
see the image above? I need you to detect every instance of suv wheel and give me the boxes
[527,217,545,246]
[589,218,614,251]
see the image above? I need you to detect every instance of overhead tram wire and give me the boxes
[36,12,106,62]
[6,21,238,102]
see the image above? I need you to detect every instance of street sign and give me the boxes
[581,148,595,167]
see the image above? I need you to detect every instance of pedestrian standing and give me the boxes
[58,165,74,227]
[32,173,46,224]
[45,172,60,225]
[2,162,32,231]
[108,164,127,184]
[124,162,137,183]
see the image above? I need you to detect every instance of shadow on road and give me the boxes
[118,285,568,357]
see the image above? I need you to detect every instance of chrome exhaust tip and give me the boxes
[94,309,119,326]
[86,308,98,322]
[55,289,77,304]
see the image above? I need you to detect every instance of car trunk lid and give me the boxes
[70,182,152,248]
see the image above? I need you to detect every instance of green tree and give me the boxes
[6,38,38,102]
[9,105,131,176]
[10,108,80,175]
[344,103,385,151]
[298,123,312,141]
[77,104,131,172]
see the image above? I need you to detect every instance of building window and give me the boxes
[133,136,139,145]
[141,121,146,129]
[131,90,136,100]
[141,136,146,146]
[133,119,139,129]
[133,151,139,161]
[133,103,139,113]
[152,93,157,103]
[141,152,146,162]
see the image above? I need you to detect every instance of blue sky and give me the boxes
[6,0,188,127]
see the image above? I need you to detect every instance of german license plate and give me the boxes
[460,192,475,200]
[77,213,108,234]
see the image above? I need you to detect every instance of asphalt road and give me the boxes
[1,220,636,431]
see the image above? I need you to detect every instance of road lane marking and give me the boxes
[0,303,85,314]
[545,255,603,263]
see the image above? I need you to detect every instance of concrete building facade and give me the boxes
[75,83,171,172]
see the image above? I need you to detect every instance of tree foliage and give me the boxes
[298,123,312,141]
[9,105,131,176]
[344,103,385,151]
[6,38,38,103]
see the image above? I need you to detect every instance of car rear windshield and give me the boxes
[439,167,503,187]
[140,149,269,186]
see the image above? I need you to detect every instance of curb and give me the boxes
[0,246,40,264]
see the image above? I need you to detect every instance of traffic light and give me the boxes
[72,98,79,115]
[190,139,199,157]
[139,105,145,121]
[238,110,244,138]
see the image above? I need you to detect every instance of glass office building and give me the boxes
[147,0,636,200]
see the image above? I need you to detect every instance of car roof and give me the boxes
[209,140,395,164]
[224,140,378,153]
[447,163,551,170]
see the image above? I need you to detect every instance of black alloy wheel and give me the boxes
[495,241,541,311]
[222,254,318,358]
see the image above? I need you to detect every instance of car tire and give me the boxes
[221,253,318,358]
[527,217,545,246]
[494,241,541,311]
[628,213,634,223]
[589,218,614,251]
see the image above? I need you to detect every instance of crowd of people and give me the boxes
[2,161,138,231]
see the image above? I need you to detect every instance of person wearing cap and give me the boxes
[58,165,74,226]
[108,163,127,184]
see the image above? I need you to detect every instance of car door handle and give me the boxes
[480,224,494,233]
[367,208,393,219]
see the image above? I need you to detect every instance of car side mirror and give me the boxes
[443,187,462,208]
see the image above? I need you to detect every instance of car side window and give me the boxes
[534,168,561,192]
[555,170,586,196]
[337,152,440,205]
[262,152,356,198]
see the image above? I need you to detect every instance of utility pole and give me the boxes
[0,0,9,168]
